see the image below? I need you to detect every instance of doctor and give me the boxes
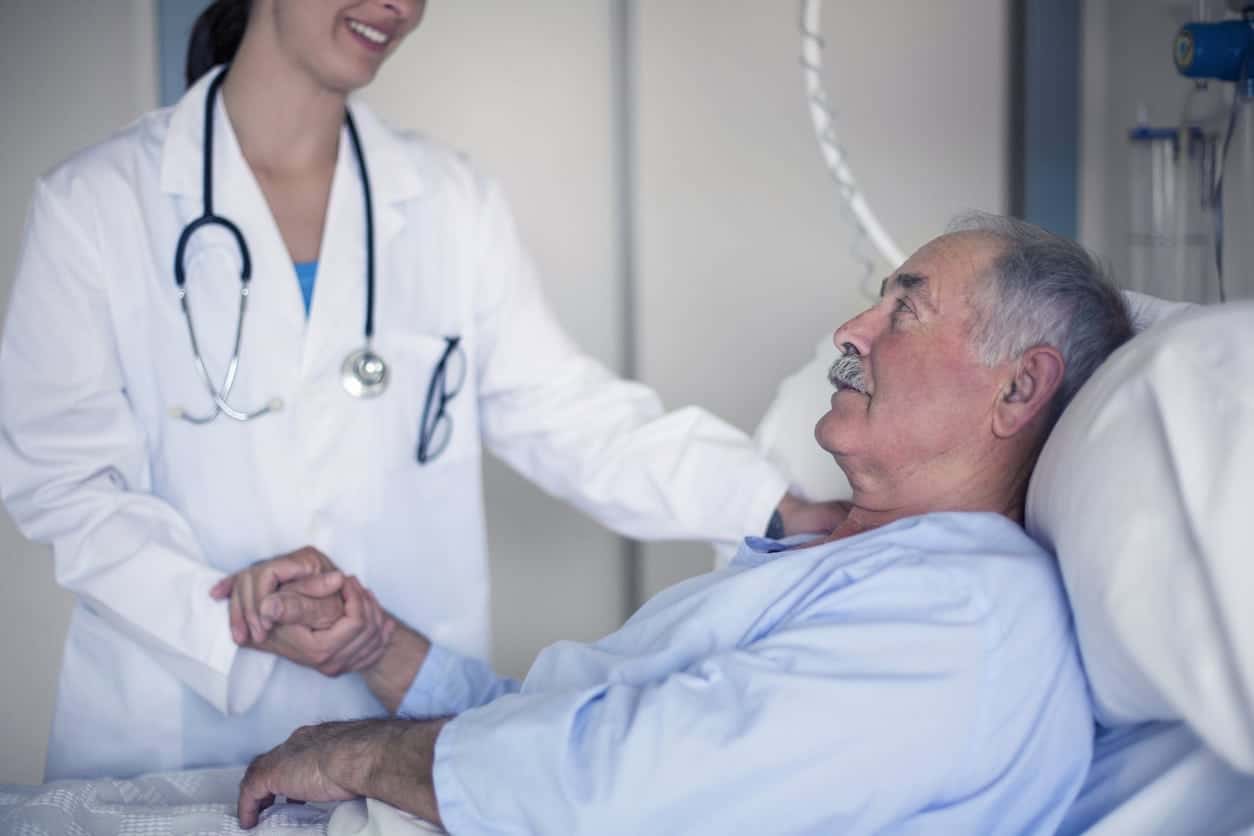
[0,0,833,782]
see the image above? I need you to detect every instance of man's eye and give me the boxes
[892,299,912,316]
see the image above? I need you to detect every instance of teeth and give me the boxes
[348,20,388,45]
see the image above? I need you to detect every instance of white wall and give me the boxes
[0,0,159,784]
[0,0,1011,783]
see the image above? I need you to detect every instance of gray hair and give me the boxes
[948,211,1134,422]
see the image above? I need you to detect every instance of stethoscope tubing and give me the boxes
[172,67,378,423]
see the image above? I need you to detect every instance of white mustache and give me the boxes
[828,352,869,394]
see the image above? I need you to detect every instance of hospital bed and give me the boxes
[3,293,1252,835]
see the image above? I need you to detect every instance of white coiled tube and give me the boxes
[800,0,905,291]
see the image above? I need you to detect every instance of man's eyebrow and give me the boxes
[883,272,936,310]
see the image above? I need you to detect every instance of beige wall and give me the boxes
[0,0,159,785]
[1,0,1011,783]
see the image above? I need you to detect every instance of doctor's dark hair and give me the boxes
[186,0,253,88]
[949,211,1135,425]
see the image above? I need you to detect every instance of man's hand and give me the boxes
[774,494,852,537]
[253,576,396,678]
[211,547,338,645]
[258,572,347,631]
[237,717,448,829]
[237,719,374,828]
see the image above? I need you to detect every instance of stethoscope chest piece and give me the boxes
[341,347,389,398]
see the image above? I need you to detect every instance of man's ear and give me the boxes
[992,345,1065,439]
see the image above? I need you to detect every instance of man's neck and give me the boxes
[824,470,1026,543]
[821,437,1037,542]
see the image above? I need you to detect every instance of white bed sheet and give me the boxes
[0,766,442,836]
[1060,722,1254,836]
[6,732,1254,835]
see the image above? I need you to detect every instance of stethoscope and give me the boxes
[170,68,388,424]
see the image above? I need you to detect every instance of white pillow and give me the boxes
[1027,300,1254,774]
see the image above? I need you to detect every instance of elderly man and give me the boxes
[235,213,1133,834]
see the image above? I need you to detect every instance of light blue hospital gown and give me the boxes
[399,512,1092,835]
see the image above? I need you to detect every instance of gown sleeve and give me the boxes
[396,642,520,719]
[431,596,988,834]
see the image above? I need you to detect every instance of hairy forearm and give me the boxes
[350,718,449,826]
[363,623,430,713]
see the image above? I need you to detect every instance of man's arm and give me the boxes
[362,623,428,714]
[240,608,986,833]
[425,604,990,834]
[237,625,521,828]
[224,551,516,715]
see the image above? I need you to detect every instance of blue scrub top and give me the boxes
[293,261,317,316]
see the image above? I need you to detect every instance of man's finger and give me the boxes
[359,584,379,632]
[264,623,318,667]
[309,581,371,675]
[260,571,346,630]
[319,578,385,675]
[319,622,376,676]
[238,760,276,829]
[359,581,386,649]
[244,554,326,641]
[356,618,394,671]
[280,571,345,599]
[261,588,345,630]
[256,551,329,595]
[238,789,274,829]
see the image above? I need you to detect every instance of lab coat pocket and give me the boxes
[322,331,482,582]
[370,331,478,475]
[326,333,488,653]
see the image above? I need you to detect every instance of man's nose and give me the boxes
[832,307,878,356]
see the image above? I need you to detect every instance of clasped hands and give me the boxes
[211,547,443,829]
[209,546,394,678]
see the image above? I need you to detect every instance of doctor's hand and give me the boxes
[774,494,852,537]
[211,546,340,645]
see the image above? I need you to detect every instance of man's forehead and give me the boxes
[880,233,1001,303]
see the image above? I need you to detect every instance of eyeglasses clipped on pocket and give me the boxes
[417,335,465,464]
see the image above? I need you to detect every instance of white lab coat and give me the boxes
[0,70,787,781]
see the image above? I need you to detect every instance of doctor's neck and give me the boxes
[221,31,346,178]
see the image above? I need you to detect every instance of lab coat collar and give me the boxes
[157,67,426,384]
[158,66,425,207]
